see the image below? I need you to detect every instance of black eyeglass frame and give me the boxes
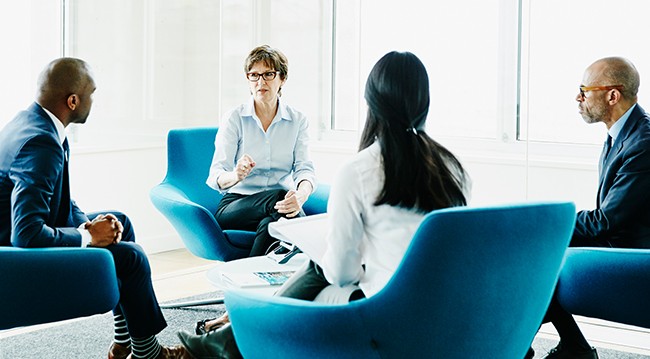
[246,71,280,82]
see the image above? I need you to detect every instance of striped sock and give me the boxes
[131,335,162,359]
[113,313,131,347]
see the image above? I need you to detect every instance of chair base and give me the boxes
[160,297,224,309]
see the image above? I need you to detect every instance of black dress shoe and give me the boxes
[544,342,598,359]
[178,324,242,359]
[195,317,229,335]
[525,347,535,359]
[108,342,131,359]
[125,345,193,359]
[195,318,216,335]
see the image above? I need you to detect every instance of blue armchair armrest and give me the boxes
[557,247,650,329]
[303,183,330,216]
[226,290,368,359]
[0,247,119,330]
[150,183,251,261]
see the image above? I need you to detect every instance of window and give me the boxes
[520,0,650,145]
[65,0,332,144]
[332,0,509,141]
[64,0,509,147]
[16,1,650,150]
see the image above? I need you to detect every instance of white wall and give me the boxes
[68,140,182,253]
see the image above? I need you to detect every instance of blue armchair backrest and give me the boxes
[361,201,576,357]
[164,127,222,213]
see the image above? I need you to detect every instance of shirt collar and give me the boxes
[40,105,67,144]
[242,96,292,122]
[608,103,637,142]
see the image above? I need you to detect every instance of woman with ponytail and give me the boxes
[318,51,470,298]
[176,51,471,358]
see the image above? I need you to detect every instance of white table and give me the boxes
[207,253,308,296]
[159,253,308,309]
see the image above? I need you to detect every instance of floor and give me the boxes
[2,248,650,357]
[148,248,216,302]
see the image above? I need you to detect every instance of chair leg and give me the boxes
[160,297,224,309]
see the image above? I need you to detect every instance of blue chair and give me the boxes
[150,127,329,307]
[0,247,119,330]
[225,202,576,359]
[556,247,650,329]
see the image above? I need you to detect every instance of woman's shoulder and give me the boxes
[223,103,249,120]
[219,104,250,131]
[339,143,382,176]
[279,101,307,122]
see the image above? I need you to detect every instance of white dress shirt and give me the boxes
[321,142,428,297]
[207,97,316,195]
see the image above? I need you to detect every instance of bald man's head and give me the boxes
[589,57,640,101]
[36,57,96,126]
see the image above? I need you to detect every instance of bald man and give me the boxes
[527,58,650,359]
[0,58,189,359]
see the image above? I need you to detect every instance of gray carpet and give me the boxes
[0,292,226,359]
[531,337,649,359]
[0,291,648,358]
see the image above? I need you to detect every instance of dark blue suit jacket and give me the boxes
[0,103,88,247]
[573,104,650,248]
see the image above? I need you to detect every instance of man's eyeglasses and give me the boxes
[579,85,624,98]
[246,71,280,82]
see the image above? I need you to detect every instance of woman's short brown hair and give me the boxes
[244,45,289,81]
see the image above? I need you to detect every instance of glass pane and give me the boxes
[334,0,502,139]
[68,0,331,142]
[68,0,148,139]
[0,0,61,130]
[220,0,255,114]
[522,0,650,144]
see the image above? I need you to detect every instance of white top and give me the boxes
[321,142,427,297]
[206,97,316,195]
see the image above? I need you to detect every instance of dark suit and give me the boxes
[572,104,650,249]
[0,103,166,337]
[543,104,650,351]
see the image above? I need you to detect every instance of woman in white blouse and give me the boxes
[178,51,470,358]
[207,45,316,258]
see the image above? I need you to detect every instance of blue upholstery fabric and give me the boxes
[225,202,575,359]
[0,247,119,330]
[150,127,329,261]
[557,247,650,329]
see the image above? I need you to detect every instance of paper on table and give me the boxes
[268,213,328,266]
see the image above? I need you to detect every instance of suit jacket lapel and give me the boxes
[29,102,70,227]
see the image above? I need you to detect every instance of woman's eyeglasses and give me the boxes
[246,71,280,82]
